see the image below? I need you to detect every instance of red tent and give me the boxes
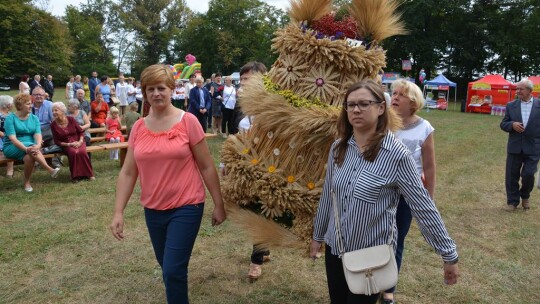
[528,76,540,97]
[466,74,516,114]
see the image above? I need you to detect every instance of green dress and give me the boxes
[3,113,40,160]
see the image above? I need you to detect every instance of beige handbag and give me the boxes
[332,191,398,295]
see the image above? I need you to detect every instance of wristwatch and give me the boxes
[444,257,459,265]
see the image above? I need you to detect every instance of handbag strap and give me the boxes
[331,169,395,257]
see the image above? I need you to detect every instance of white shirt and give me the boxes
[520,97,533,127]
[115,82,129,106]
[127,84,136,104]
[222,85,237,110]
[395,118,434,175]
[173,86,185,100]
[135,86,143,101]
[185,82,194,99]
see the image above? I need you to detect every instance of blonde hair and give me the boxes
[129,102,138,111]
[391,79,425,114]
[109,106,120,118]
[13,94,31,111]
[140,64,175,101]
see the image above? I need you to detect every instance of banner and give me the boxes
[402,60,412,71]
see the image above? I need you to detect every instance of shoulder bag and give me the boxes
[332,190,398,295]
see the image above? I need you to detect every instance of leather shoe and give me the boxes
[522,199,530,210]
[247,263,262,280]
[504,204,517,212]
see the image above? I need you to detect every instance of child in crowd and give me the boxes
[122,102,140,137]
[105,106,124,160]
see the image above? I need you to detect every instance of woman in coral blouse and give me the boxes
[109,64,226,304]
[90,92,109,128]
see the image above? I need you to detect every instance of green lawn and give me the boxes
[1,107,539,303]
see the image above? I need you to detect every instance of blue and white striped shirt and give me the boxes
[313,132,458,262]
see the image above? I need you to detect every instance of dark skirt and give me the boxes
[212,99,222,117]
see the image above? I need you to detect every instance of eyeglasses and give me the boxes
[32,94,44,98]
[345,100,382,112]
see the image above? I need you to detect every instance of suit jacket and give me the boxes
[89,77,99,100]
[29,79,41,94]
[188,86,211,115]
[500,98,540,155]
[44,80,54,97]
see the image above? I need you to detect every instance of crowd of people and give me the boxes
[6,62,540,304]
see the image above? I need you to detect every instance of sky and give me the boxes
[50,0,290,16]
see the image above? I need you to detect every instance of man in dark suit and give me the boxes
[43,75,54,101]
[89,71,99,101]
[29,74,41,94]
[188,76,211,132]
[500,79,540,211]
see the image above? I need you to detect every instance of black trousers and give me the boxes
[325,245,379,304]
[221,108,235,134]
[505,152,540,205]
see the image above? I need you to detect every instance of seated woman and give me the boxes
[67,98,92,153]
[90,92,109,128]
[50,102,95,183]
[0,95,15,177]
[3,94,61,192]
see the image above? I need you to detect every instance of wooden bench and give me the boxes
[0,133,218,167]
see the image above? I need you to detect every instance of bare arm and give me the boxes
[421,133,436,198]
[81,112,91,130]
[192,139,226,226]
[109,148,139,240]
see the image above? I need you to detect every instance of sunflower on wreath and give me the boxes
[268,54,310,90]
[295,65,340,104]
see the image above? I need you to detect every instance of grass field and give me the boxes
[1,106,539,304]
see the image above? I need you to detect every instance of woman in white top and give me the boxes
[66,76,75,100]
[115,75,129,115]
[382,79,436,304]
[221,76,237,136]
[19,75,30,94]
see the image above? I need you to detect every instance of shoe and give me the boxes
[6,173,13,178]
[50,167,61,178]
[89,176,96,181]
[24,186,33,192]
[263,255,271,263]
[504,204,517,212]
[247,263,262,280]
[381,300,395,304]
[522,199,530,210]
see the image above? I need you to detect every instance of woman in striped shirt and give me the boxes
[310,80,459,304]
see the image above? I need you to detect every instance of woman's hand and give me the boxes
[310,240,322,260]
[211,205,226,226]
[443,263,459,285]
[109,213,125,240]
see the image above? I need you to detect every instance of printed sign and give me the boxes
[402,60,412,71]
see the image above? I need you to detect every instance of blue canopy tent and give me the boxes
[423,74,457,110]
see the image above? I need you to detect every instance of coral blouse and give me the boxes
[129,112,206,210]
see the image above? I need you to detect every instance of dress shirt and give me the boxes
[313,132,458,262]
[32,100,53,127]
[199,88,205,108]
[520,97,533,127]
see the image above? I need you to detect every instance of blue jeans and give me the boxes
[386,195,412,294]
[145,203,204,304]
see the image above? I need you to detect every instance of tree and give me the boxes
[64,3,116,77]
[176,0,288,76]
[0,0,72,81]
[118,0,191,76]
